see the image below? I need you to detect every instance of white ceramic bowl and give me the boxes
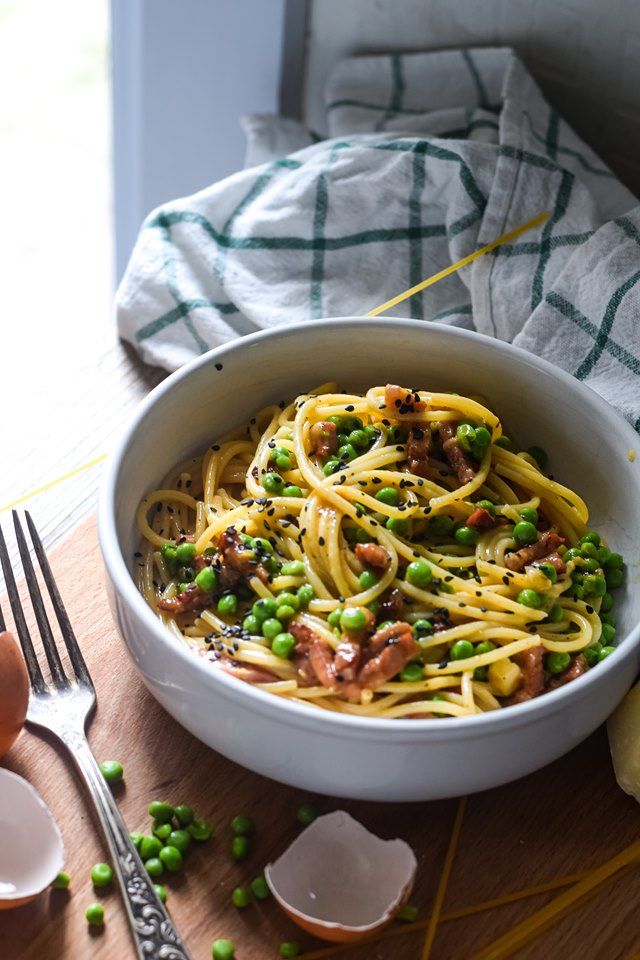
[99,319,640,801]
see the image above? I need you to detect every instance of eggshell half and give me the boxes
[0,769,65,909]
[265,810,417,943]
[609,680,640,802]
[0,631,29,758]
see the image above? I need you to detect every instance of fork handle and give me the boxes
[65,730,192,960]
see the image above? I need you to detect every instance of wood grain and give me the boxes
[2,516,640,960]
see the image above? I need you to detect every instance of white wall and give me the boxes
[111,0,286,281]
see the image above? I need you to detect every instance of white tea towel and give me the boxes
[116,47,640,430]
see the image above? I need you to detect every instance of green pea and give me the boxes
[328,415,349,430]
[596,545,611,566]
[86,902,104,927]
[600,592,614,613]
[455,525,479,546]
[397,904,419,922]
[456,423,475,453]
[253,597,278,622]
[546,652,571,674]
[359,570,378,590]
[252,538,273,556]
[564,548,582,562]
[581,542,599,560]
[130,832,143,850]
[231,814,255,837]
[547,605,564,623]
[513,521,537,546]
[606,552,624,570]
[154,883,168,904]
[323,458,340,476]
[519,508,538,525]
[476,499,496,516]
[601,622,616,644]
[189,818,213,841]
[282,560,305,576]
[472,427,492,458]
[364,425,378,440]
[277,591,299,610]
[217,594,238,616]
[175,542,196,564]
[231,836,250,861]
[527,446,548,468]
[90,862,113,889]
[366,598,380,614]
[148,800,174,823]
[168,829,192,854]
[263,471,285,493]
[51,871,71,889]
[140,835,164,860]
[338,443,358,462]
[473,666,488,681]
[232,886,251,908]
[388,425,407,443]
[99,760,124,785]
[579,531,601,548]
[476,641,496,656]
[599,645,616,661]
[573,585,585,600]
[327,608,342,627]
[537,562,557,583]
[495,436,513,449]
[413,619,433,638]
[276,604,296,621]
[450,640,474,660]
[355,527,370,543]
[584,642,603,667]
[283,484,303,498]
[297,583,315,606]
[161,543,178,567]
[386,517,408,535]
[159,845,183,872]
[212,939,235,960]
[262,617,283,640]
[517,588,542,609]
[405,560,432,588]
[348,429,370,449]
[400,662,424,682]
[601,612,616,627]
[145,857,164,878]
[429,515,454,536]
[279,943,301,959]
[195,566,217,592]
[586,574,607,597]
[606,567,625,589]
[243,614,261,635]
[375,487,400,506]
[297,803,318,825]
[581,557,600,572]
[274,452,293,471]
[340,607,367,631]
[250,876,270,900]
[153,821,173,842]
[272,632,296,659]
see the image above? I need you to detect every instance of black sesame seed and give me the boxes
[134,551,142,558]
[215,362,223,370]
[318,537,325,546]
[502,576,510,586]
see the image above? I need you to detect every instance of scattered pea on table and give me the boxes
[51,871,71,889]
[279,943,301,958]
[86,902,105,927]
[297,803,318,826]
[90,863,114,888]
[99,759,124,785]
[250,876,270,900]
[231,815,255,837]
[212,939,235,960]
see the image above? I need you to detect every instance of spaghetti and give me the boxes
[135,383,624,719]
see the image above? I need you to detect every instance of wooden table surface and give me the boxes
[2,336,640,960]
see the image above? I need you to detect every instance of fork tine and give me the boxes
[25,511,92,688]
[0,522,47,691]
[13,512,69,689]
[0,596,5,631]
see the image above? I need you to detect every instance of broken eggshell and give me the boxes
[264,810,417,943]
[0,769,65,909]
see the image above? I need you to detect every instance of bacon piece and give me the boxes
[407,426,431,477]
[158,582,210,614]
[289,620,328,687]
[357,622,419,691]
[217,660,279,684]
[505,530,566,572]
[217,527,270,585]
[467,507,496,530]
[385,384,426,416]
[439,422,476,486]
[288,620,317,653]
[310,421,338,457]
[333,640,362,683]
[547,654,587,690]
[532,551,566,575]
[507,646,545,704]
[355,542,391,571]
[378,588,405,621]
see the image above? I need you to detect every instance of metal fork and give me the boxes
[0,511,191,960]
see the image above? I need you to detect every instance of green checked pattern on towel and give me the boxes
[117,47,640,430]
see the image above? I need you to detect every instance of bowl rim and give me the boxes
[99,317,640,736]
